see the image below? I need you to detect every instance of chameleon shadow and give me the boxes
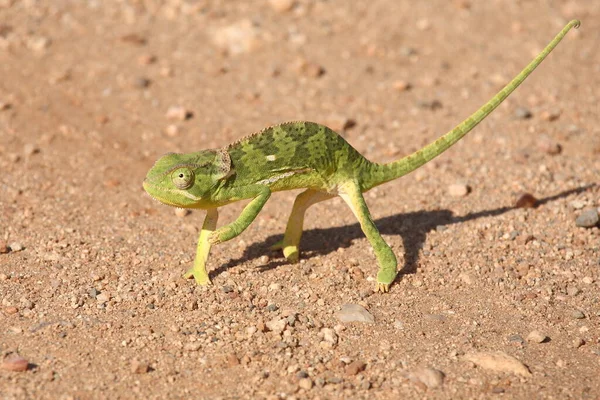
[212,185,594,280]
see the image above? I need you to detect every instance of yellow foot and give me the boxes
[183,268,212,286]
[375,282,390,293]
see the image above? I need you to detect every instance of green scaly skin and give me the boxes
[143,20,580,293]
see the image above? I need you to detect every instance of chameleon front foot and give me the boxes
[268,240,300,263]
[375,282,390,293]
[183,267,212,286]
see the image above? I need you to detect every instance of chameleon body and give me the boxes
[143,21,579,293]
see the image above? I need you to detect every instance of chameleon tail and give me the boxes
[363,19,580,191]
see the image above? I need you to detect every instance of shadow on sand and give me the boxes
[211,185,594,281]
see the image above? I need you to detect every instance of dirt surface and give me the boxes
[1,1,599,399]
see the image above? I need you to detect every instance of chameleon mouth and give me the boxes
[142,178,203,204]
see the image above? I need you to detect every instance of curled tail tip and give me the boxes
[570,19,581,29]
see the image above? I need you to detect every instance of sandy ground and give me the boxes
[1,1,599,399]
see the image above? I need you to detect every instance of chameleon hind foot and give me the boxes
[268,240,300,263]
[183,267,212,286]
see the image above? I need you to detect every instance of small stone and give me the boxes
[464,351,531,376]
[259,255,269,264]
[1,353,29,372]
[131,359,149,374]
[226,353,240,367]
[269,0,295,12]
[298,377,313,390]
[120,33,147,46]
[575,209,599,228]
[212,19,263,55]
[515,193,538,208]
[266,303,279,312]
[265,317,287,333]
[165,124,179,137]
[8,242,23,252]
[566,285,581,296]
[514,107,532,119]
[417,99,443,110]
[0,101,11,111]
[166,105,193,121]
[448,183,470,197]
[345,360,367,376]
[540,109,561,121]
[138,54,156,65]
[0,240,8,254]
[569,200,585,210]
[295,58,326,78]
[23,144,39,156]
[526,330,548,343]
[96,292,110,303]
[183,342,201,352]
[537,134,562,155]
[571,310,585,319]
[408,366,445,389]
[4,306,18,315]
[26,36,51,51]
[133,77,151,89]
[321,328,338,345]
[336,304,375,323]
[572,338,585,348]
[174,208,191,218]
[393,80,412,92]
[268,282,281,291]
[326,115,356,133]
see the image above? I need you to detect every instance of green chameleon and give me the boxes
[143,20,579,293]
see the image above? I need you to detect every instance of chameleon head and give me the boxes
[143,149,232,208]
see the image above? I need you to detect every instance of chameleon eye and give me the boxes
[171,168,194,189]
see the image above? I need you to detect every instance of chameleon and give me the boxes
[143,20,579,293]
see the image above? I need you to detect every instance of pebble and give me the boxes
[326,115,356,133]
[26,36,51,51]
[393,80,411,92]
[321,328,338,345]
[1,353,29,372]
[295,58,326,78]
[9,242,23,252]
[417,99,443,110]
[269,0,295,12]
[575,209,599,228]
[537,134,562,155]
[336,304,375,323]
[571,310,585,319]
[345,360,366,376]
[540,109,561,121]
[408,366,445,389]
[526,330,548,343]
[166,105,193,121]
[266,304,279,312]
[569,200,585,210]
[4,306,18,315]
[0,240,8,254]
[0,101,10,111]
[515,193,538,208]
[464,351,531,376]
[165,124,179,137]
[226,353,240,367]
[514,107,532,119]
[266,317,287,333]
[23,144,39,156]
[133,77,151,89]
[131,359,149,374]
[567,285,580,296]
[572,338,585,348]
[212,19,262,55]
[448,183,470,197]
[174,208,191,218]
[298,377,313,390]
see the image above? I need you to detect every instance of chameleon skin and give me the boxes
[143,20,580,293]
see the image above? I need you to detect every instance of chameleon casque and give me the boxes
[143,21,579,293]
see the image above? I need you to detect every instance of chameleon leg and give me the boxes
[271,189,334,263]
[339,183,397,293]
[209,185,271,244]
[183,208,219,285]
